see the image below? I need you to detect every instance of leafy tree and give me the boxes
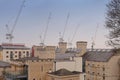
[106,0,120,48]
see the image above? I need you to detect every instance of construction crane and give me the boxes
[68,24,80,48]
[6,0,25,43]
[91,24,99,50]
[40,12,52,46]
[59,13,70,42]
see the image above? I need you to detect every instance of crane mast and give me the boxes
[91,24,99,50]
[40,12,52,46]
[6,0,25,43]
[68,24,80,48]
[59,13,70,42]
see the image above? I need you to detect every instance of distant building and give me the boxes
[0,61,11,80]
[27,58,54,80]
[54,41,87,80]
[55,55,83,72]
[47,68,80,80]
[32,45,56,59]
[83,49,120,80]
[4,45,56,80]
[3,57,54,80]
[0,43,30,62]
[1,41,88,80]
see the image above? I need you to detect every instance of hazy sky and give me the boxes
[0,0,111,48]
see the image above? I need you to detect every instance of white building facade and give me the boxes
[0,43,30,62]
[55,57,83,72]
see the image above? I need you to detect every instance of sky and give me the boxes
[0,0,111,48]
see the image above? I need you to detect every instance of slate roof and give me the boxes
[0,61,11,68]
[55,53,76,60]
[83,49,114,62]
[50,68,80,76]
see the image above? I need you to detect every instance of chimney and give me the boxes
[59,42,67,53]
[76,41,87,56]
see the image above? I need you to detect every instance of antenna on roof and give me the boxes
[5,0,25,43]
[60,13,70,42]
[91,24,99,50]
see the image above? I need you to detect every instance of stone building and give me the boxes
[0,61,11,80]
[3,57,54,80]
[27,58,54,80]
[32,45,56,59]
[47,68,80,80]
[83,49,120,80]
[54,41,87,80]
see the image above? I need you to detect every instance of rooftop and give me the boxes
[0,61,11,68]
[49,68,80,76]
[11,57,53,62]
[83,49,114,62]
[55,53,76,60]
[0,43,30,50]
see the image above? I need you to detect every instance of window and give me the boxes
[10,51,13,53]
[10,53,13,59]
[23,51,25,53]
[6,51,9,53]
[88,63,90,66]
[33,79,35,80]
[15,55,17,57]
[19,52,21,58]
[103,67,105,71]
[88,71,89,73]
[103,76,105,80]
[84,75,86,80]
[15,51,17,53]
[98,73,100,75]
[6,56,9,58]
[26,51,29,57]
[41,66,43,72]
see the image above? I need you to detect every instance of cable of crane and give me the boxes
[43,12,52,45]
[62,13,70,41]
[68,24,80,48]
[91,24,99,50]
[70,24,80,43]
[11,0,25,35]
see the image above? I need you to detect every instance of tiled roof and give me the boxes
[83,49,114,62]
[0,61,11,68]
[50,68,80,76]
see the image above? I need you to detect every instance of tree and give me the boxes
[106,0,120,48]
